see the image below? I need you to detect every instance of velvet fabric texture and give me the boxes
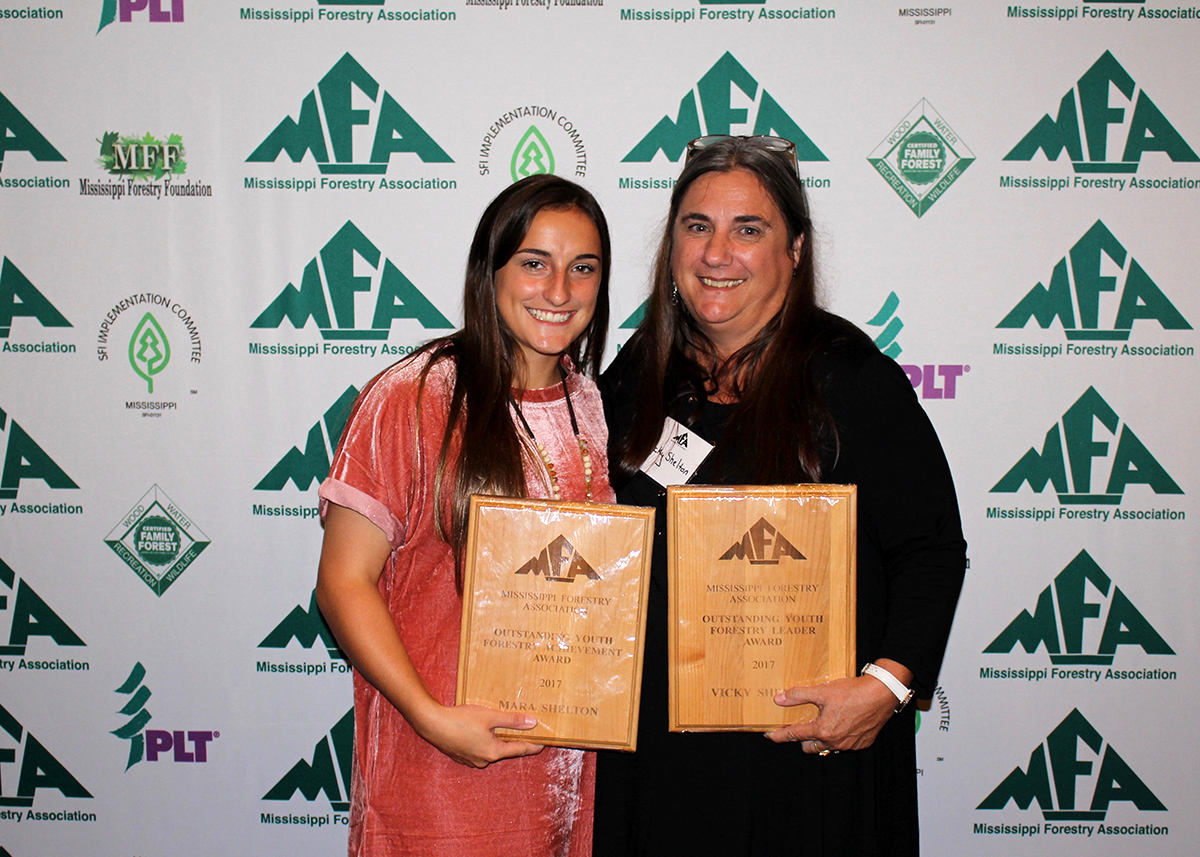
[319,354,614,857]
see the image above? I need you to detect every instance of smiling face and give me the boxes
[671,169,803,359]
[494,206,603,389]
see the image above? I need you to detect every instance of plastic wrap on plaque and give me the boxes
[457,495,654,751]
[667,485,857,732]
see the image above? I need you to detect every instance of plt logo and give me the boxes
[623,52,826,164]
[103,485,210,596]
[251,222,452,347]
[978,709,1165,822]
[0,405,78,502]
[867,99,975,218]
[262,709,353,814]
[0,91,66,174]
[516,536,600,582]
[864,292,968,399]
[984,549,1173,668]
[1,557,86,660]
[0,702,92,810]
[991,387,1182,506]
[256,386,358,492]
[97,0,184,34]
[997,220,1191,347]
[111,662,217,769]
[247,53,451,175]
[719,518,804,564]
[1005,51,1198,174]
[0,258,71,342]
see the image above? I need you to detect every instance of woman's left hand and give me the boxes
[764,659,911,754]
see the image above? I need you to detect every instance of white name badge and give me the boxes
[639,418,713,487]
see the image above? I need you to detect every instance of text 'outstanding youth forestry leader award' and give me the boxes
[668,485,857,731]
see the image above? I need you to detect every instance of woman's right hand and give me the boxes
[411,703,545,768]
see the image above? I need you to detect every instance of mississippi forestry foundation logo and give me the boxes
[477,106,589,182]
[976,709,1167,836]
[1,256,74,353]
[112,662,218,769]
[81,130,211,201]
[246,53,453,187]
[0,405,79,511]
[515,536,599,582]
[1,557,86,666]
[0,90,67,184]
[262,709,353,823]
[868,100,974,218]
[104,485,210,596]
[97,0,184,33]
[250,222,452,352]
[982,550,1174,683]
[620,52,826,181]
[864,292,969,399]
[995,221,1193,358]
[256,386,357,500]
[719,518,804,563]
[1003,51,1198,181]
[0,701,93,815]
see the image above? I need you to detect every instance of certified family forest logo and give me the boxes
[246,52,453,185]
[1,256,73,347]
[0,90,66,176]
[983,549,1174,676]
[476,106,589,182]
[250,221,452,354]
[104,485,210,596]
[622,52,826,166]
[256,386,357,495]
[976,709,1166,833]
[0,701,93,813]
[1,557,86,663]
[262,709,354,820]
[995,221,1192,357]
[868,100,974,218]
[1004,51,1198,177]
[0,405,79,509]
[864,292,969,400]
[97,0,184,34]
[112,662,218,769]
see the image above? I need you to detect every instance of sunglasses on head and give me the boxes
[685,135,800,175]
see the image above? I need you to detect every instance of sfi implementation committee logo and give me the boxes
[1002,51,1199,192]
[476,106,589,183]
[975,709,1167,840]
[245,53,454,194]
[104,485,210,596]
[868,100,974,218]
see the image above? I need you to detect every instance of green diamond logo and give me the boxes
[868,99,974,218]
[511,125,555,182]
[105,485,209,596]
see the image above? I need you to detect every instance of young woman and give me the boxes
[316,175,614,857]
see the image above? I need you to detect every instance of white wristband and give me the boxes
[861,663,914,713]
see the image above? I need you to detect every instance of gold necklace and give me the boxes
[512,372,593,502]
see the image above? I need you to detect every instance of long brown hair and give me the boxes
[614,138,839,484]
[407,175,610,586]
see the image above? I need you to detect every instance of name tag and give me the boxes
[639,418,713,487]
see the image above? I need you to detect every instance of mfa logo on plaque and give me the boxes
[718,518,804,564]
[516,535,600,582]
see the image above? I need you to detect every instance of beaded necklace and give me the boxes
[511,371,593,502]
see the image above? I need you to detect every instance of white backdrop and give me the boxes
[2,2,1198,855]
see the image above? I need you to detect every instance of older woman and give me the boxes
[594,137,966,856]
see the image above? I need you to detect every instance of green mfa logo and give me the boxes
[868,100,974,218]
[992,387,1181,505]
[129,312,170,393]
[247,53,451,174]
[97,131,186,180]
[257,387,357,491]
[623,52,826,163]
[1005,51,1198,174]
[259,589,342,659]
[104,485,210,596]
[0,406,78,501]
[999,221,1191,341]
[251,222,451,340]
[985,550,1173,665]
[0,91,66,174]
[1,258,72,339]
[512,126,553,181]
[0,702,92,808]
[1,557,86,658]
[978,708,1165,819]
[263,709,353,811]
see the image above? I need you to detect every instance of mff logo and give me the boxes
[0,406,78,501]
[0,702,92,807]
[719,518,804,564]
[1,558,85,657]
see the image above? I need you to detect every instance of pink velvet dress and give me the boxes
[318,354,614,857]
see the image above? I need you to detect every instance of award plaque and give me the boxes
[457,495,655,751]
[667,485,857,732]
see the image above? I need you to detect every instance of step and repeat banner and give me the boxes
[2,2,1198,855]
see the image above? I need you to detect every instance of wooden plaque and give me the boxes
[667,485,857,732]
[457,496,654,751]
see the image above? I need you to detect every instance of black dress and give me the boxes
[594,318,967,857]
